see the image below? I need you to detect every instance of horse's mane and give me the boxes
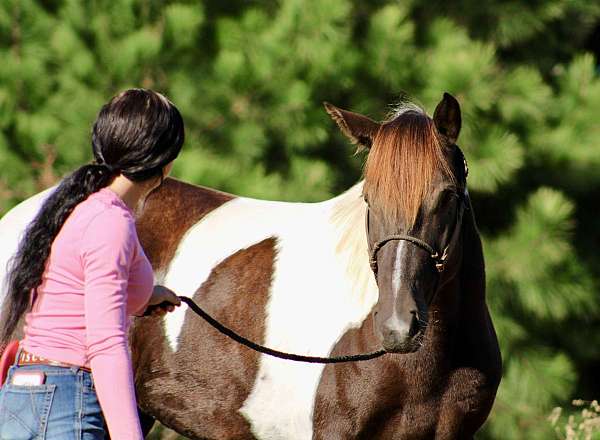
[363,104,455,227]
[329,182,378,307]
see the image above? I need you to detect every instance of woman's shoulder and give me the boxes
[78,188,134,222]
[73,190,137,245]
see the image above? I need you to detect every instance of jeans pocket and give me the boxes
[0,382,56,440]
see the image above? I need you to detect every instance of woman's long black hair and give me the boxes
[0,89,184,344]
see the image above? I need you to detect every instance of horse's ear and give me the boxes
[324,102,380,152]
[433,92,461,145]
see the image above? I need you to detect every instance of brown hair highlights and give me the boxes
[363,110,455,227]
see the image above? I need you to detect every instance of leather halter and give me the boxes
[366,200,465,276]
[367,225,449,274]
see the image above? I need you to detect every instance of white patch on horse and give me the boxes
[161,197,283,351]
[162,182,378,439]
[241,184,378,439]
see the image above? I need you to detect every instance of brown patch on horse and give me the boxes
[134,177,234,276]
[363,111,456,227]
[131,237,277,439]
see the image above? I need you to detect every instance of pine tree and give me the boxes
[1,1,599,438]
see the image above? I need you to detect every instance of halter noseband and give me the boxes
[366,196,466,277]
[368,232,449,274]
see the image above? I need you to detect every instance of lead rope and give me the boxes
[172,296,386,364]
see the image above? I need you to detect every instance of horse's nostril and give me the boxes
[386,328,398,339]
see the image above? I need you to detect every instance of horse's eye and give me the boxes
[438,189,456,203]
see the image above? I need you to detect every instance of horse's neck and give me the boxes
[427,201,499,372]
[456,202,500,364]
[459,199,486,304]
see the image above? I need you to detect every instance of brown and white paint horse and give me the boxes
[0,93,501,439]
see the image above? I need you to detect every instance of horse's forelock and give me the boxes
[363,108,455,227]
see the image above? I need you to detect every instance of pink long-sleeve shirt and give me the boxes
[20,186,154,439]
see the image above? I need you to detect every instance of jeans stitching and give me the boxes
[2,366,105,439]
[38,384,55,440]
[0,384,55,439]
[76,371,83,440]
[5,409,38,437]
[29,387,40,424]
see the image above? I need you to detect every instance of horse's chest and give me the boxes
[313,358,492,440]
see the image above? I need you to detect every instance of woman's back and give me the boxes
[21,187,154,369]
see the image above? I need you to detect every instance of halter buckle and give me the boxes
[433,247,448,273]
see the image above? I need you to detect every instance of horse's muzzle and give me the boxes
[380,314,425,353]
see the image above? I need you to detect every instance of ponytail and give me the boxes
[0,164,117,344]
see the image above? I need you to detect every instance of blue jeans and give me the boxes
[0,363,107,439]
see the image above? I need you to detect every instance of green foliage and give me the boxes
[487,188,595,321]
[164,4,204,51]
[0,1,599,438]
[490,350,576,439]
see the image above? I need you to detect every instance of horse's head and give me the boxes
[325,93,468,353]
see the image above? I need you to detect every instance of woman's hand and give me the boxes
[137,285,181,317]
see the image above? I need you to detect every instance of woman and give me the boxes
[0,88,184,439]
